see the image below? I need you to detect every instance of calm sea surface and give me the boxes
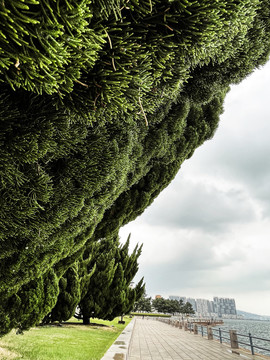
[217,319,270,356]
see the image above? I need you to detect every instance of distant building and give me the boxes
[155,295,162,299]
[196,299,212,316]
[163,294,237,318]
[213,297,237,317]
[186,298,197,312]
[208,300,215,314]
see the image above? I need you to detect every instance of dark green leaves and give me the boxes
[0,0,269,335]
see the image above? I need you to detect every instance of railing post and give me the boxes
[230,330,239,349]
[219,328,222,343]
[249,333,255,355]
[184,322,188,331]
[207,326,213,340]
[194,324,198,335]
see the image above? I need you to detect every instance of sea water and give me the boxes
[217,319,270,356]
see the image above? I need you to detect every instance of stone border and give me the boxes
[100,318,135,360]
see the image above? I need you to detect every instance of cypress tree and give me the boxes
[76,235,144,323]
[42,264,81,324]
[133,291,152,313]
[77,237,118,324]
[0,269,58,336]
[0,0,269,335]
[93,235,145,321]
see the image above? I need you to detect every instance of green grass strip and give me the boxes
[131,312,171,318]
[0,317,131,360]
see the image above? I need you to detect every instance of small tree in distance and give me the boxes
[182,302,195,316]
[133,291,152,313]
[152,298,182,315]
[150,298,195,316]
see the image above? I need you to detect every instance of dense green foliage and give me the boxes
[0,0,270,335]
[42,264,83,324]
[43,234,144,324]
[74,235,144,324]
[134,293,195,314]
[152,298,182,314]
[182,302,195,315]
[133,291,152,313]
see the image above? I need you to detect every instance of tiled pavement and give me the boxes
[128,318,269,360]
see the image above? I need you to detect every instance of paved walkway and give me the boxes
[128,319,269,360]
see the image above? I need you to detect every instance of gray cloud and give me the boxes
[189,62,270,213]
[143,179,257,233]
[135,257,270,299]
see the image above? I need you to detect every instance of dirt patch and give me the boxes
[40,322,111,329]
[113,354,124,360]
[62,322,109,327]
[37,322,118,334]
[49,323,116,332]
[0,346,20,359]
[114,341,126,345]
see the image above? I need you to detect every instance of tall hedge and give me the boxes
[0,0,269,335]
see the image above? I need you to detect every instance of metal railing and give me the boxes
[194,322,270,356]
[157,318,270,357]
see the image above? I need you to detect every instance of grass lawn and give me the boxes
[0,317,131,360]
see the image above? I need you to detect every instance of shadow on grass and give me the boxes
[38,321,111,328]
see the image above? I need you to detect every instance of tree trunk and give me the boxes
[118,314,125,324]
[83,316,90,325]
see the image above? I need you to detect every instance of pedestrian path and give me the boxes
[128,318,269,360]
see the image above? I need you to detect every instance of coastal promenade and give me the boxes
[128,318,270,360]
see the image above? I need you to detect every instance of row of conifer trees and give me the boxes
[42,235,144,326]
[0,0,270,335]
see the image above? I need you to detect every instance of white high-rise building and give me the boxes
[196,299,211,316]
[213,297,237,317]
[166,295,237,318]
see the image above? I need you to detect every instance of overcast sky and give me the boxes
[120,59,270,317]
